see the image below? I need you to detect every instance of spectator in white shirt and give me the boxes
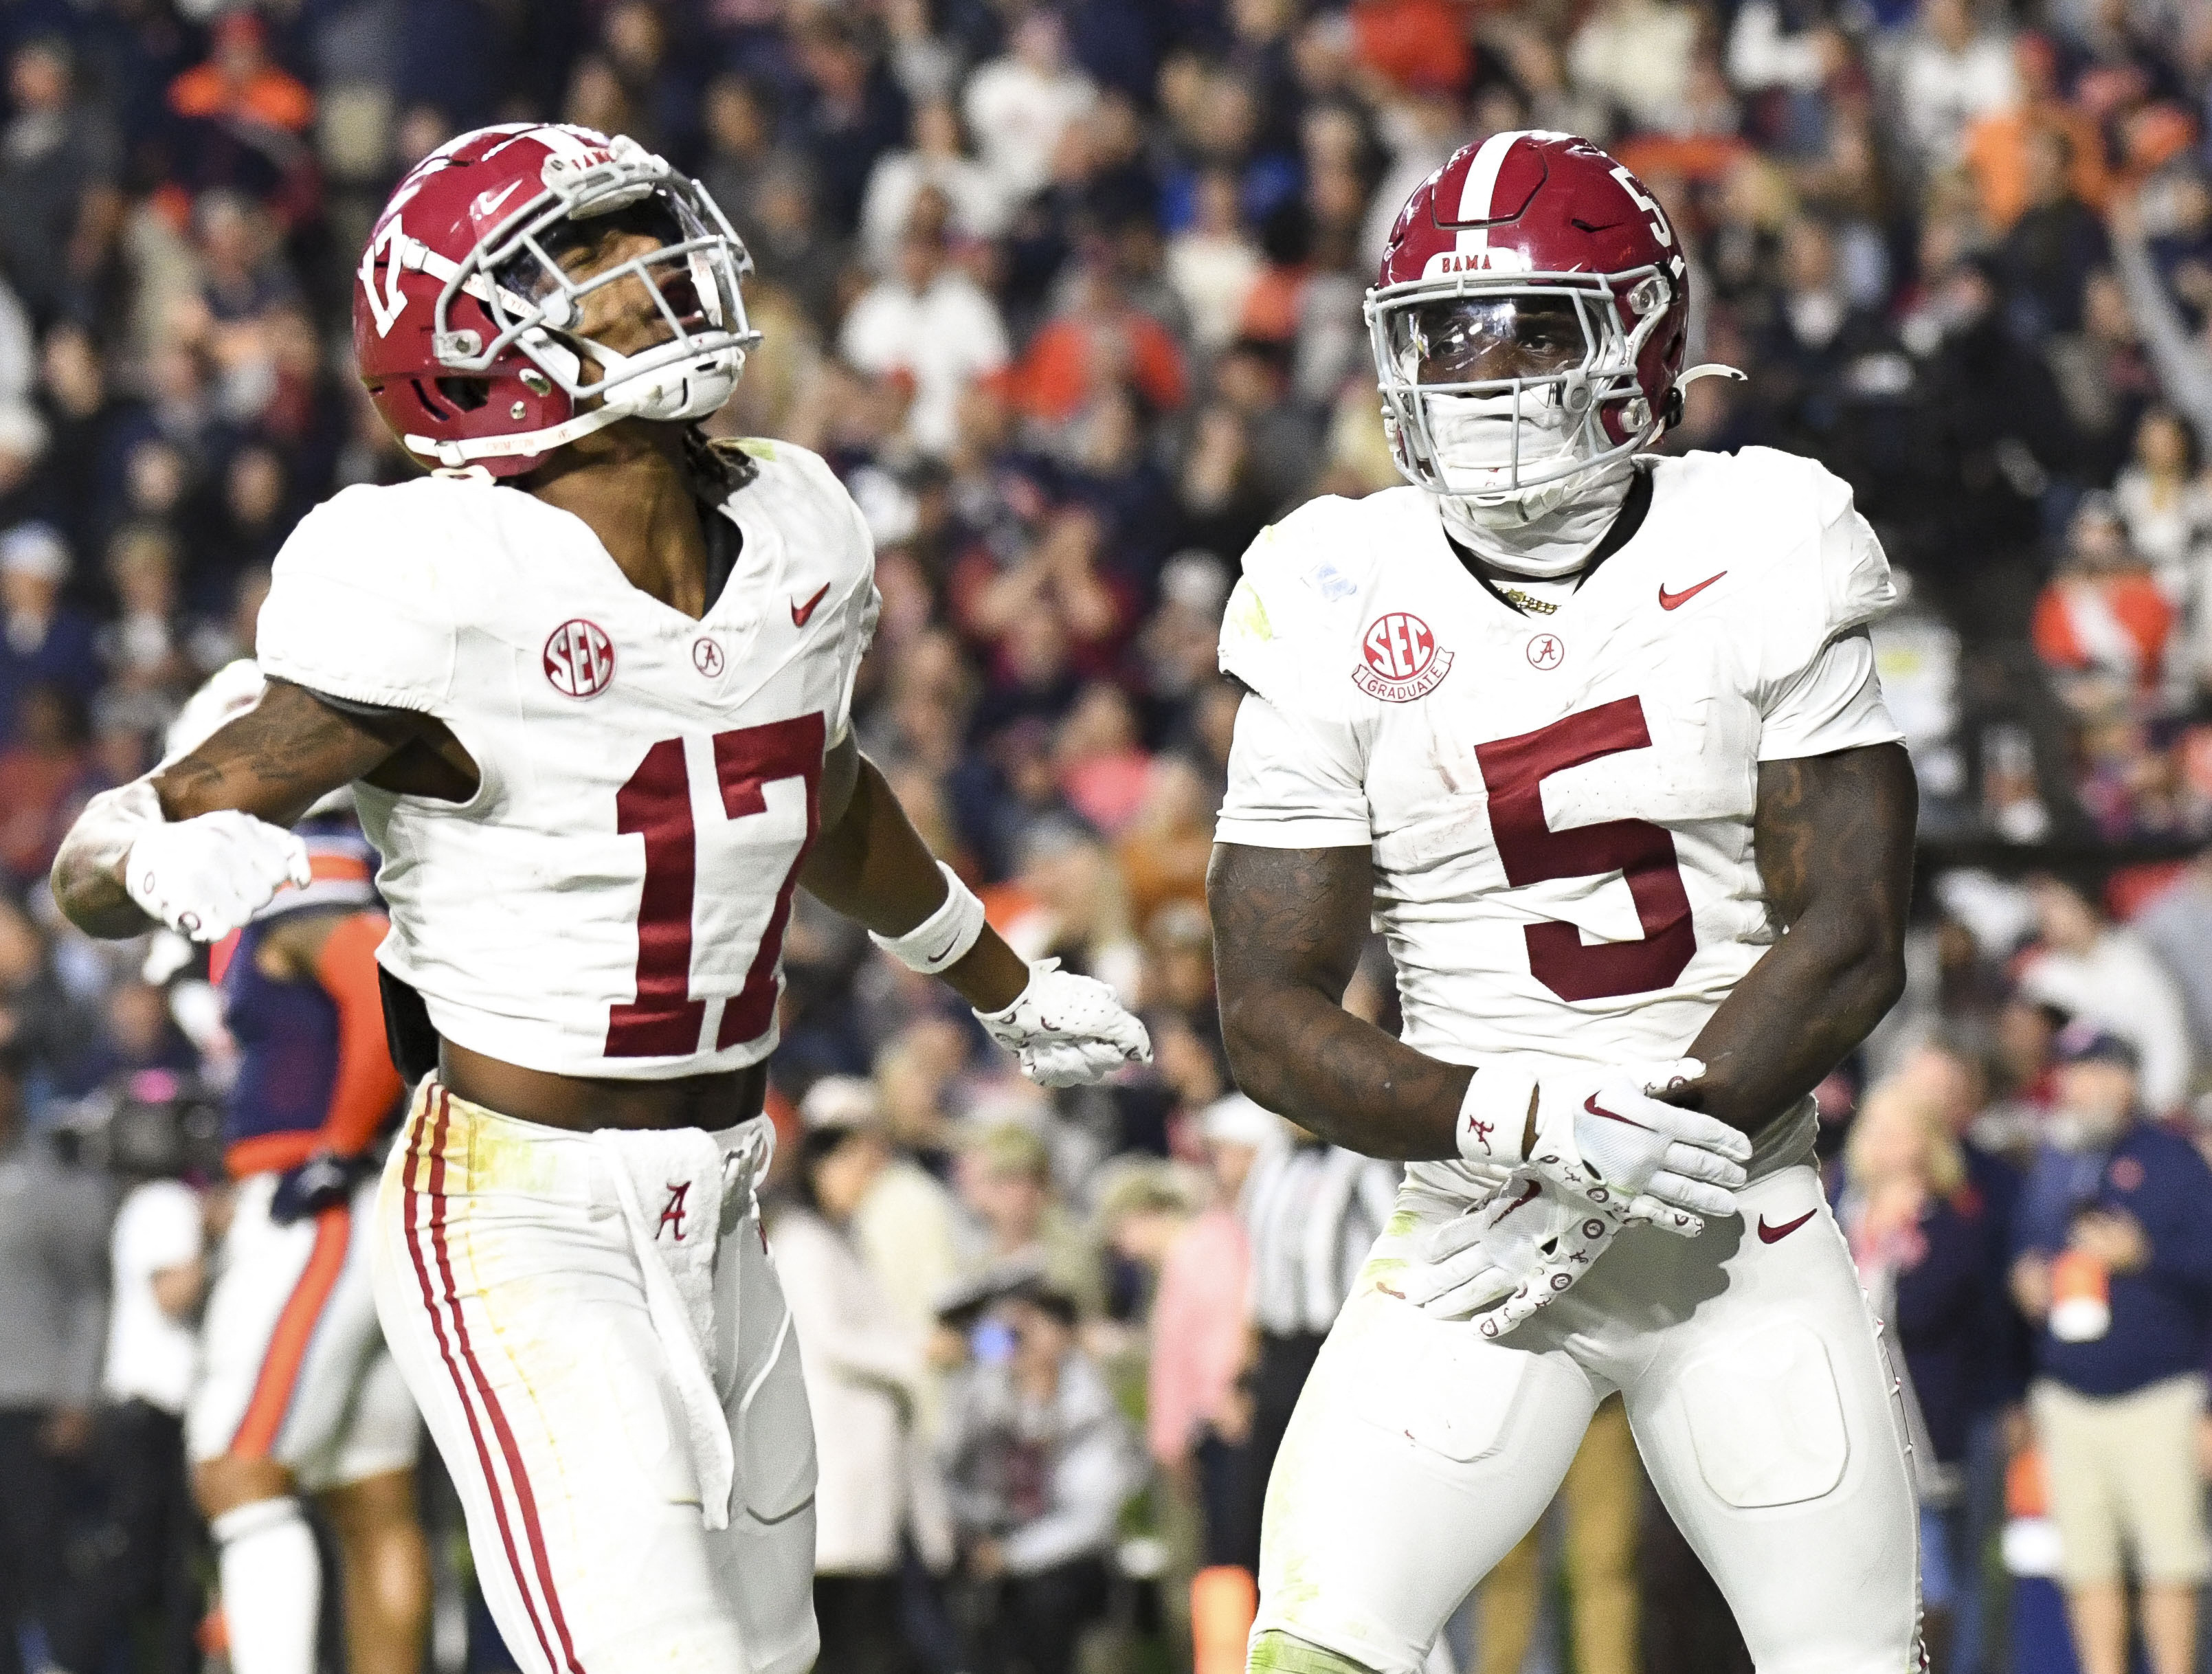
[1167,170,1264,356]
[1566,0,1699,134]
[2015,871,2196,1116]
[1886,0,2018,179]
[962,12,1097,204]
[939,1277,1145,1674]
[840,201,1012,459]
[89,1078,208,1674]
[0,1047,111,1674]
[859,100,1012,276]
[772,1101,948,1674]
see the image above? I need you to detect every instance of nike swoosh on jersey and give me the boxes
[1756,1208,1818,1244]
[790,583,832,627]
[1583,1093,1653,1132]
[1657,572,1726,611]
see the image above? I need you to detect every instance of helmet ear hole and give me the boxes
[434,377,491,412]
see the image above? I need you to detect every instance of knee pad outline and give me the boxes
[1247,1629,1388,1674]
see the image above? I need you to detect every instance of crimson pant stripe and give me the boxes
[400,1091,568,1674]
[421,1090,588,1674]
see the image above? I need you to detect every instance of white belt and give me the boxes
[588,1115,774,1530]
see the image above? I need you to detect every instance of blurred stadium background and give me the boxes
[4,1,2212,1673]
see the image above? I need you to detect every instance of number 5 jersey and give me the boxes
[1215,445,1902,1177]
[255,438,879,1080]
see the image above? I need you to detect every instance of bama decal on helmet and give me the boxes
[1420,247,1532,280]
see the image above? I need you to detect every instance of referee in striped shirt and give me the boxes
[1233,1102,1400,1568]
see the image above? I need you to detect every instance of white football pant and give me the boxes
[1253,1163,1921,1674]
[370,1082,819,1674]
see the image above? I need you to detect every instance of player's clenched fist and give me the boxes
[1455,1056,1751,1231]
[976,958,1152,1086]
[122,797,312,941]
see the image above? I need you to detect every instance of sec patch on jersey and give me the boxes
[1354,610,1455,702]
[544,618,616,699]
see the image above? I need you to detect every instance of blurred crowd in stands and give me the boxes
[8,0,2212,1672]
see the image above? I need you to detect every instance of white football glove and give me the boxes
[1405,1061,1753,1335]
[1393,1179,1620,1331]
[1458,1057,1750,1227]
[976,958,1152,1087]
[124,810,311,941]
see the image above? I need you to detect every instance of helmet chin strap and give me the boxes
[405,339,748,468]
[1439,449,1638,580]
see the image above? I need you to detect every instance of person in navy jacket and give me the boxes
[2010,1024,2212,1674]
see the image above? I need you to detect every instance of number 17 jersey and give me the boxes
[254,440,878,1080]
[1215,446,1902,1080]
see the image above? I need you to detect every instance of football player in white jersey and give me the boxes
[1207,132,1923,1674]
[53,124,1148,1674]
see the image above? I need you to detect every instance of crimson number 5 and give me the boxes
[1474,696,1695,1002]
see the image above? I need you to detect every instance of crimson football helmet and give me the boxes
[354,123,759,476]
[1367,130,1734,513]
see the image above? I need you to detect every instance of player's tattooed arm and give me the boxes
[801,733,1030,1012]
[153,680,412,823]
[52,680,416,937]
[1209,841,1473,1159]
[1669,741,1916,1139]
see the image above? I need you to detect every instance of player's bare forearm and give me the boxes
[1209,841,1471,1159]
[1670,742,1916,1137]
[53,679,398,939]
[801,741,1027,1012]
[155,680,403,823]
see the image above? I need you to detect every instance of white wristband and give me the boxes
[1454,1062,1540,1166]
[870,860,987,974]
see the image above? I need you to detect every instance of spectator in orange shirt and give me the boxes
[1117,755,1217,930]
[1348,0,1473,96]
[1012,259,1187,429]
[164,13,317,226]
[1963,34,2109,234]
[168,14,313,135]
[2033,493,2178,704]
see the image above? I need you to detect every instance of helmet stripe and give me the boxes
[1451,129,1523,256]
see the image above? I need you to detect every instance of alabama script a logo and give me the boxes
[658,1182,690,1240]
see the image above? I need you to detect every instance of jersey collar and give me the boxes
[1450,464,1655,617]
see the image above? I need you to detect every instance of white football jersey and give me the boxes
[256,440,879,1080]
[1216,447,1902,1183]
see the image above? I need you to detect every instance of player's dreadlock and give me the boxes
[683,423,761,502]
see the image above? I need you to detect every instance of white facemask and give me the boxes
[1425,390,1638,578]
[526,331,746,425]
[590,340,747,423]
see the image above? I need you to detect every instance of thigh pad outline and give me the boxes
[1678,1322,1850,1509]
[1347,1297,1530,1465]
